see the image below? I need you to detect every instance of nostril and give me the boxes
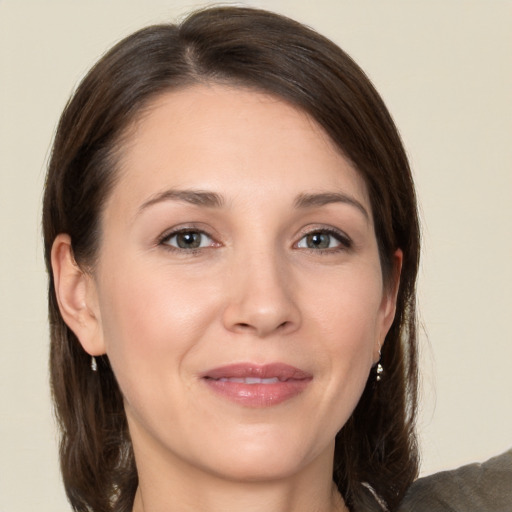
[232,320,291,337]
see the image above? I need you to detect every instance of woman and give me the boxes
[43,6,420,512]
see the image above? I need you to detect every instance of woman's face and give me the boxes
[83,84,399,482]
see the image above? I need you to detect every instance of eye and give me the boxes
[296,229,351,251]
[161,229,214,250]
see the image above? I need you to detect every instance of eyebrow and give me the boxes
[137,188,369,220]
[138,189,224,212]
[294,192,369,220]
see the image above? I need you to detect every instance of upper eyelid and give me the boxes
[156,224,352,247]
[163,230,212,241]
[158,226,219,248]
[296,225,352,243]
[159,224,215,239]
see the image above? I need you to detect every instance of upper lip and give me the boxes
[201,363,312,381]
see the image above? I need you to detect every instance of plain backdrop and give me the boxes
[1,1,511,510]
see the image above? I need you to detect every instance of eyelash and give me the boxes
[157,226,352,254]
[295,227,352,253]
[158,227,218,254]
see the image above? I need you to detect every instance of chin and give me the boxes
[207,453,310,483]
[193,427,332,483]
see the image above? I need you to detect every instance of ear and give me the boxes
[51,233,105,356]
[374,249,403,363]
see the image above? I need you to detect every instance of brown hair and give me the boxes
[43,6,420,512]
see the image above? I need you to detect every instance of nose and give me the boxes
[222,250,301,338]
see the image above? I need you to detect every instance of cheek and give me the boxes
[307,263,384,347]
[96,261,220,395]
[304,264,383,403]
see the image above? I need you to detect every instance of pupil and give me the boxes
[177,232,201,249]
[308,233,329,249]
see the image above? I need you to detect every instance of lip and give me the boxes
[201,363,313,407]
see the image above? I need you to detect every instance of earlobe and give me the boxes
[374,249,403,362]
[51,234,105,356]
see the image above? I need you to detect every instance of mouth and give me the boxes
[201,363,312,407]
[215,377,281,384]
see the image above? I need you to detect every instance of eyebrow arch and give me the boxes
[138,189,224,213]
[294,192,369,220]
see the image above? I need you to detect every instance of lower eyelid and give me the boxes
[160,229,215,249]
[158,227,351,252]
[296,230,352,249]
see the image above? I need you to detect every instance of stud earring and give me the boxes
[91,356,98,372]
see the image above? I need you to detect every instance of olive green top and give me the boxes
[398,448,512,512]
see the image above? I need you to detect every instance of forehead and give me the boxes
[110,84,371,215]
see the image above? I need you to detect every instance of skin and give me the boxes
[52,84,401,512]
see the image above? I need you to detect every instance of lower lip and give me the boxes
[203,378,311,407]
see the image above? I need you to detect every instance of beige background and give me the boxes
[1,1,511,510]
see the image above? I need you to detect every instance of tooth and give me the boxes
[216,377,280,384]
[245,377,279,384]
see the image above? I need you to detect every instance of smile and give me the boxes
[201,363,312,407]
[216,377,279,384]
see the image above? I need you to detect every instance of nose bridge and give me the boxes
[223,240,301,337]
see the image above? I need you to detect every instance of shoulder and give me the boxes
[397,448,512,512]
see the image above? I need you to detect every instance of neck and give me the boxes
[132,478,347,512]
[130,439,348,512]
